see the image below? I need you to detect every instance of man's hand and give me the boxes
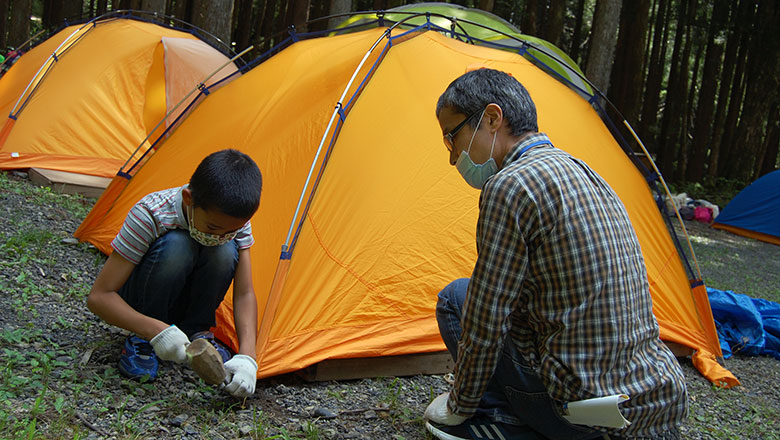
[150,325,190,363]
[424,392,469,426]
[224,354,258,397]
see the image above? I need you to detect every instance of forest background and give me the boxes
[0,0,779,206]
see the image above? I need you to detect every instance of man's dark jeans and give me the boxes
[436,278,602,440]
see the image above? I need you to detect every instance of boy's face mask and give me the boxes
[187,206,239,247]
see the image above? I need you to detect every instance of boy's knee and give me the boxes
[199,241,239,269]
[147,230,199,272]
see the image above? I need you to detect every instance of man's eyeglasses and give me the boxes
[443,109,482,152]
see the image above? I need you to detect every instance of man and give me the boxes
[424,68,687,440]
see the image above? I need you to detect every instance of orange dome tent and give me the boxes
[0,14,238,178]
[75,13,735,386]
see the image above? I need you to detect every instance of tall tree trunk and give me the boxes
[255,0,278,53]
[479,0,495,13]
[752,103,780,180]
[62,1,83,21]
[544,0,565,47]
[191,0,235,49]
[0,0,9,50]
[96,0,108,15]
[759,104,780,176]
[140,0,166,15]
[607,0,650,124]
[328,0,351,29]
[568,0,587,64]
[521,0,538,36]
[8,0,32,47]
[233,0,254,51]
[169,0,189,21]
[657,0,692,176]
[717,38,748,178]
[676,29,702,182]
[291,0,310,31]
[584,0,622,94]
[719,1,756,178]
[708,0,740,178]
[734,0,780,181]
[639,0,669,147]
[688,0,728,182]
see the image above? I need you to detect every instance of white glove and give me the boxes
[150,325,190,363]
[424,392,469,426]
[223,354,258,397]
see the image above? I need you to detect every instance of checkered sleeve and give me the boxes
[448,175,535,416]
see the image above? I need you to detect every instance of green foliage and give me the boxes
[667,176,746,210]
[0,172,93,219]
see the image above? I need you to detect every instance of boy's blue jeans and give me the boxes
[436,278,601,440]
[118,229,239,337]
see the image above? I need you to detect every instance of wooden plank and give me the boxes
[664,341,695,357]
[299,351,454,382]
[300,341,692,382]
[28,168,111,199]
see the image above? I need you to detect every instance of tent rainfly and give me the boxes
[712,170,780,246]
[0,15,238,178]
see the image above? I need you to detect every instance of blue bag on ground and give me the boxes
[707,287,780,360]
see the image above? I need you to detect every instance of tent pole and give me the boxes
[623,120,703,281]
[282,28,392,251]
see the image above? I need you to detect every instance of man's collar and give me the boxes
[502,132,551,167]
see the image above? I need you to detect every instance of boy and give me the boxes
[87,149,262,398]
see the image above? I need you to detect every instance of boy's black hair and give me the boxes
[189,149,262,219]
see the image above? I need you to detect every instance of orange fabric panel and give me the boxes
[143,42,168,144]
[0,19,229,177]
[161,37,238,130]
[0,152,124,177]
[692,350,740,388]
[75,28,724,382]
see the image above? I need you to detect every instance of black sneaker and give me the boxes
[425,417,543,440]
[191,331,233,363]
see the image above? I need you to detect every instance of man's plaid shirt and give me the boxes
[448,133,687,437]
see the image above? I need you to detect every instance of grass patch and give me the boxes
[0,172,94,219]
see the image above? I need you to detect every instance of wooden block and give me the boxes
[28,168,111,198]
[299,351,453,382]
[664,341,694,357]
[186,339,227,385]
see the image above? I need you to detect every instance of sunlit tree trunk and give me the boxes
[191,0,234,49]
[584,0,621,94]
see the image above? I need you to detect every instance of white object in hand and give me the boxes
[224,354,258,397]
[563,394,632,428]
[150,325,190,363]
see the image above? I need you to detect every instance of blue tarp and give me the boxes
[712,169,780,241]
[707,287,780,360]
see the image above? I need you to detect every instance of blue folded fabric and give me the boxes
[707,287,780,360]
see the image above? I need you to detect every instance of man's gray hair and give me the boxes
[436,68,538,136]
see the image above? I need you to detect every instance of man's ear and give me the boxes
[182,187,193,206]
[484,103,503,133]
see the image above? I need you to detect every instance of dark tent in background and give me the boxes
[712,170,780,246]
